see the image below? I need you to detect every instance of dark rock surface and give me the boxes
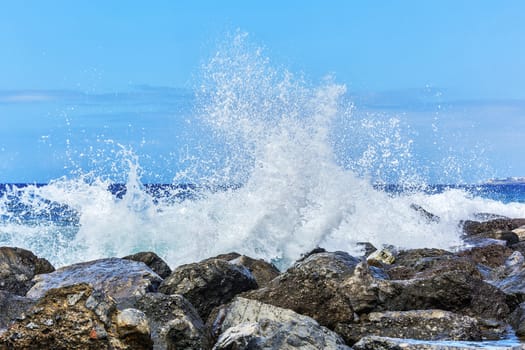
[123,251,172,279]
[0,246,55,295]
[126,293,212,350]
[26,258,162,302]
[159,258,258,320]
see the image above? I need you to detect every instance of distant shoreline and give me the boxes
[485,177,525,185]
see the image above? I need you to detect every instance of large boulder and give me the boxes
[158,259,258,319]
[0,283,153,349]
[124,293,212,350]
[212,297,350,349]
[0,246,55,295]
[334,309,482,345]
[242,251,361,328]
[26,258,162,302]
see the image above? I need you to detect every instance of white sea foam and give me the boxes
[1,32,525,268]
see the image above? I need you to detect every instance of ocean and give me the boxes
[2,33,525,270]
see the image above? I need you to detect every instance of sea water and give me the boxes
[1,33,525,269]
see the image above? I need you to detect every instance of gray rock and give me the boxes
[212,297,350,349]
[158,259,258,319]
[0,246,55,295]
[26,258,162,302]
[128,293,212,350]
[123,251,172,279]
[334,309,482,345]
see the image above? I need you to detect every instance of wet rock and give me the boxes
[26,258,162,302]
[0,283,153,349]
[0,246,55,295]
[158,259,258,319]
[353,335,522,350]
[125,293,212,350]
[0,290,36,331]
[123,252,172,279]
[334,309,482,345]
[212,297,350,350]
[243,251,361,328]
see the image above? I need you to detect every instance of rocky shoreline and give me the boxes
[2,215,525,349]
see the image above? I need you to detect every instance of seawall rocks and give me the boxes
[2,216,525,348]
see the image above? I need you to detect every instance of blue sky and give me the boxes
[1,1,525,183]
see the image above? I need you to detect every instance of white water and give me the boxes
[1,33,525,269]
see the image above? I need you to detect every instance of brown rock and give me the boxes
[0,283,153,349]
